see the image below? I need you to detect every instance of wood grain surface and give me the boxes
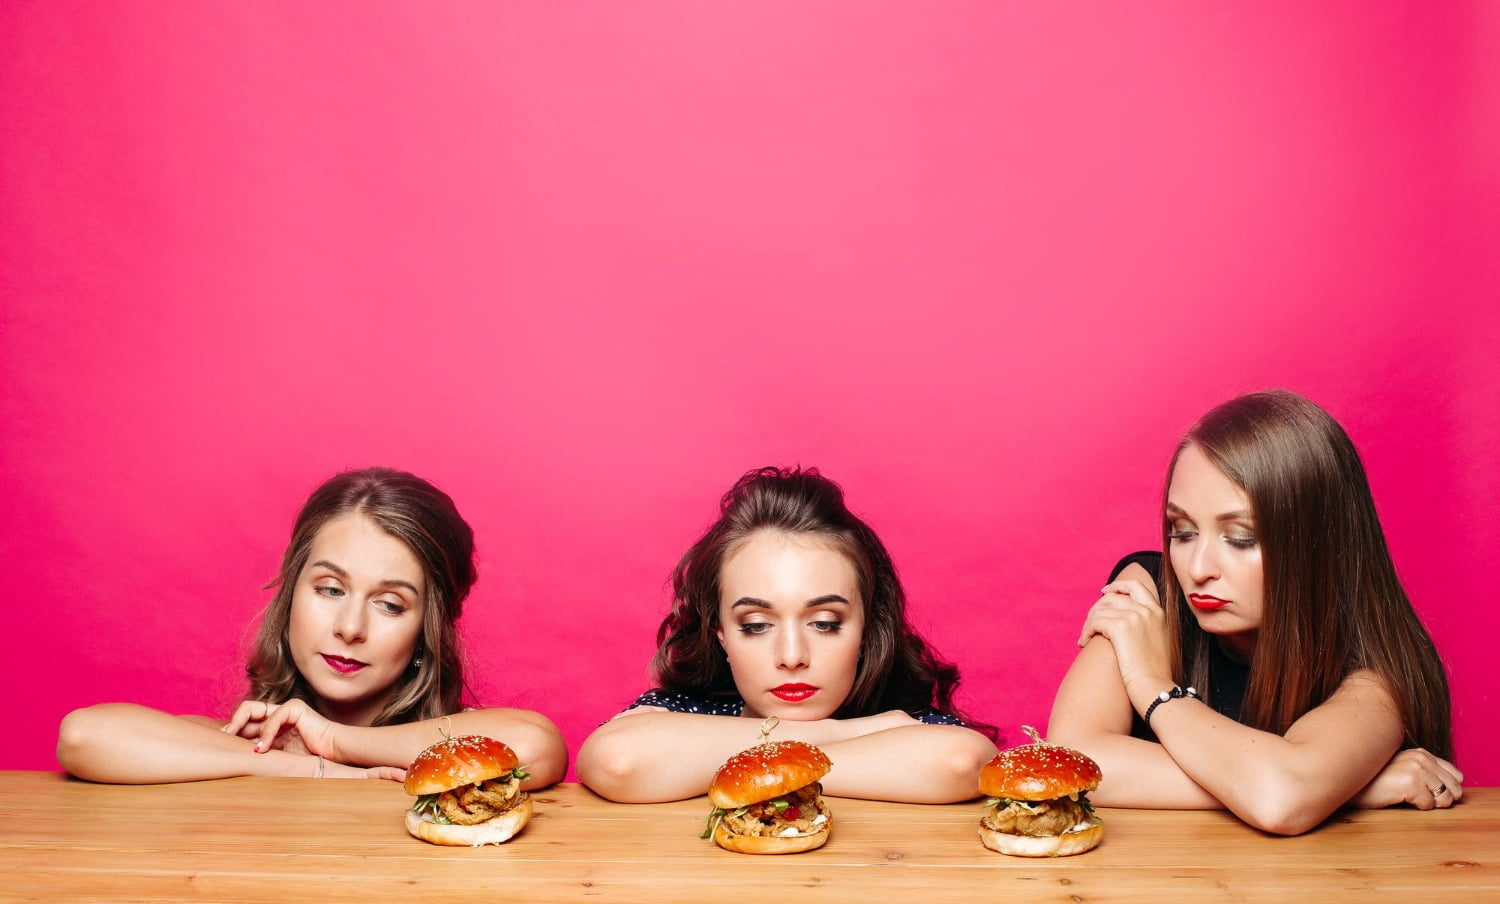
[0,773,1492,902]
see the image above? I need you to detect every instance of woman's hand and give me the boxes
[1350,747,1464,810]
[1078,579,1174,702]
[222,699,344,760]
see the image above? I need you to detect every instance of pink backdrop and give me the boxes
[3,3,1497,783]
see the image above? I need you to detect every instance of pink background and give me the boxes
[3,3,1497,783]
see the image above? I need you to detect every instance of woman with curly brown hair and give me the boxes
[58,467,565,786]
[578,466,997,803]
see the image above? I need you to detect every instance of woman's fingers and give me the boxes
[1103,579,1163,611]
[1403,749,1463,807]
[1432,755,1465,801]
[222,700,271,738]
[1078,590,1136,646]
[253,705,294,753]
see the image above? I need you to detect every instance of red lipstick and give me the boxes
[770,683,819,702]
[320,653,368,674]
[1189,594,1231,611]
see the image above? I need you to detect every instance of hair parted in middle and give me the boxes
[651,465,996,739]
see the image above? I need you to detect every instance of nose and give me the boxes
[332,596,367,645]
[1187,536,1221,587]
[775,624,808,672]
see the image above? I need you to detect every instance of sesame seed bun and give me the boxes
[979,740,1101,801]
[404,796,533,846]
[978,819,1103,857]
[712,817,831,855]
[708,740,833,809]
[403,735,520,797]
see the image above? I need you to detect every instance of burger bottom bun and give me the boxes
[713,820,830,855]
[405,796,533,846]
[978,819,1102,857]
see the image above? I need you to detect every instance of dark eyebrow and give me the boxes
[731,594,850,610]
[310,561,420,597]
[804,594,849,608]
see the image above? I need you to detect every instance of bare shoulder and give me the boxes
[1115,561,1156,588]
[1325,669,1400,711]
[179,714,224,729]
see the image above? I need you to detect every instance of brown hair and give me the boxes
[1160,391,1452,759]
[246,467,476,725]
[652,466,995,738]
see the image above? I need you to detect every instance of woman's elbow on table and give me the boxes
[56,704,121,777]
[942,729,998,798]
[1235,787,1329,837]
[509,713,569,788]
[576,731,649,802]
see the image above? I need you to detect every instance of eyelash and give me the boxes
[316,585,406,614]
[1168,530,1258,549]
[738,620,843,636]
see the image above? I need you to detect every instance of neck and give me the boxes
[1217,631,1256,664]
[315,692,391,728]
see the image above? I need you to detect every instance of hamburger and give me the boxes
[404,735,533,846]
[978,733,1103,857]
[701,740,833,854]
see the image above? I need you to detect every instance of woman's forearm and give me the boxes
[57,703,319,784]
[818,725,997,803]
[335,708,568,788]
[1129,678,1400,834]
[1045,725,1221,809]
[576,711,897,803]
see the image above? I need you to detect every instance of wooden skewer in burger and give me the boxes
[404,731,533,846]
[978,726,1103,857]
[701,718,833,854]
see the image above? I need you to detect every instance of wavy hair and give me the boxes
[652,466,995,739]
[246,467,476,725]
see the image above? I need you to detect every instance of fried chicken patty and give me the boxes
[981,796,1090,837]
[437,775,527,826]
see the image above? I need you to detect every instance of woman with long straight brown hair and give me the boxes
[577,466,998,803]
[1048,391,1457,834]
[58,467,566,785]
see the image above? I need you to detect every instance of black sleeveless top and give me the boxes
[1109,551,1250,741]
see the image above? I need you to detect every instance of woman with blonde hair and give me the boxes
[58,467,566,786]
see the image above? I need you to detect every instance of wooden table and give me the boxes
[1,772,1494,901]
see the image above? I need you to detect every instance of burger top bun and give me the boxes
[979,738,1101,801]
[709,740,832,809]
[403,735,520,797]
